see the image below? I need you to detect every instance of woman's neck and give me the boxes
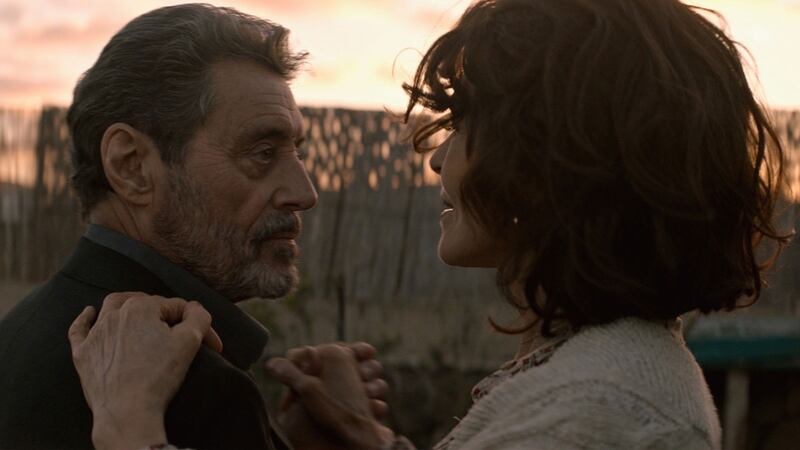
[509,283,569,359]
[509,282,543,358]
[514,310,544,358]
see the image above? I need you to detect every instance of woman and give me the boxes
[69,0,789,448]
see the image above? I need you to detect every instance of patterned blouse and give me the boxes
[433,330,572,450]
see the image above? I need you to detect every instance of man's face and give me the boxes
[152,59,318,301]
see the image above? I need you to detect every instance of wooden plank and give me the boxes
[723,369,750,450]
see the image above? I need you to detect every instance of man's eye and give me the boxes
[296,147,308,161]
[252,146,275,163]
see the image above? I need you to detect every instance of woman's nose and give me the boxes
[429,136,450,175]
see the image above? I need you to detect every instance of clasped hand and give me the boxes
[68,292,394,450]
[267,343,395,449]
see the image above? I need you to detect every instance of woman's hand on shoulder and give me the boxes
[68,292,221,450]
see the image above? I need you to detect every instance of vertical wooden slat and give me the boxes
[723,369,750,450]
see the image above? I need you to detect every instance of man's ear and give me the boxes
[100,123,162,206]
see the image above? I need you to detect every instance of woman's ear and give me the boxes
[99,123,161,207]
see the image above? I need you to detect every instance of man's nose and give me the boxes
[273,158,318,211]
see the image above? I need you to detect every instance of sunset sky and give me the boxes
[0,0,798,111]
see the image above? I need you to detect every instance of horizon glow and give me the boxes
[0,0,797,111]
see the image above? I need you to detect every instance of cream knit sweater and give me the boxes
[436,317,721,450]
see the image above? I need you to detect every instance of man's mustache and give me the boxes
[250,212,301,244]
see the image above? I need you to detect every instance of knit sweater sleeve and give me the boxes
[459,380,714,450]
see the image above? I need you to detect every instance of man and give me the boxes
[0,4,335,448]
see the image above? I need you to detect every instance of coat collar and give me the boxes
[62,225,270,371]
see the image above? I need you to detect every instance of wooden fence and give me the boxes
[0,106,507,368]
[1,107,799,369]
[0,106,497,297]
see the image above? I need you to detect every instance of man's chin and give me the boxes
[212,259,299,301]
[249,265,299,300]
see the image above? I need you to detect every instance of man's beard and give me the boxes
[152,171,301,301]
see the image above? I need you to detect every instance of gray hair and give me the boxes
[67,3,307,216]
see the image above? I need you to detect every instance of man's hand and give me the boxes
[68,292,221,450]
[281,342,390,418]
[267,343,395,450]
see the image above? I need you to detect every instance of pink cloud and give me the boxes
[13,17,123,47]
[0,3,22,25]
[232,0,335,15]
[0,75,66,95]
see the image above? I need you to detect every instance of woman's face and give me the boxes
[430,128,505,268]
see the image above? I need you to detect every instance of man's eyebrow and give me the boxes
[237,124,305,146]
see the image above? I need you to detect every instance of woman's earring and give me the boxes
[512,216,519,225]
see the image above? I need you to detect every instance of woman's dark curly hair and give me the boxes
[404,0,791,335]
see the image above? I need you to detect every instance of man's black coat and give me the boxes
[0,236,285,449]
